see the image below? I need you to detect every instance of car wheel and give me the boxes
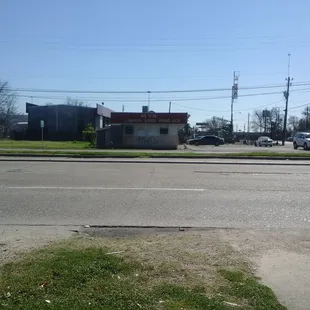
[254,142,257,147]
[293,142,298,149]
[215,141,219,146]
[304,143,308,150]
[195,142,199,146]
[259,143,262,147]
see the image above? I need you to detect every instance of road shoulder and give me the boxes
[0,226,286,310]
[221,229,310,310]
[2,226,309,309]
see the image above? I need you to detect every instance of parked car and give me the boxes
[286,136,293,142]
[293,132,310,150]
[187,135,225,146]
[254,136,273,147]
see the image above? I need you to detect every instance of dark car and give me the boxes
[187,135,225,146]
[286,137,293,142]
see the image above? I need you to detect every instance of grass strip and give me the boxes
[0,149,310,158]
[0,140,90,150]
[0,235,286,310]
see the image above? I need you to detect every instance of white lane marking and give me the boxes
[6,186,204,192]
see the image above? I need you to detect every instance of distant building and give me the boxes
[96,110,188,149]
[26,103,113,141]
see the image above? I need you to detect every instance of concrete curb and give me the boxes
[1,153,310,161]
[1,157,310,166]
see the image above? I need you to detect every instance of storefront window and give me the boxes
[160,128,168,135]
[125,126,134,134]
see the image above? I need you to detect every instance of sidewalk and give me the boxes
[1,156,310,165]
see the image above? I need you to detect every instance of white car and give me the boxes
[254,136,273,147]
[293,132,310,150]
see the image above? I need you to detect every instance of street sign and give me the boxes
[40,120,44,149]
[111,112,188,124]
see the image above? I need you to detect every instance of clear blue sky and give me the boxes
[1,0,310,129]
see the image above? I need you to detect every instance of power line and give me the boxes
[288,102,310,111]
[5,80,310,96]
[0,35,297,44]
[15,90,285,103]
[173,100,284,114]
[0,34,302,44]
[6,70,297,80]
[17,91,304,114]
[6,83,300,95]
[290,87,310,93]
[2,38,309,52]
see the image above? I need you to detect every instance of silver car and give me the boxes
[254,136,273,147]
[293,132,310,150]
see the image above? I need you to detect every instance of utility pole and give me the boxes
[306,106,309,131]
[282,54,292,145]
[276,108,280,141]
[247,113,250,133]
[147,91,151,110]
[169,102,171,113]
[231,71,239,137]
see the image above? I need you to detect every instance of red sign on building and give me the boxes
[111,112,188,124]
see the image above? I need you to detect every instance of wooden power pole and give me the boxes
[282,54,292,146]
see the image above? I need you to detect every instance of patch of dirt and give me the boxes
[220,229,310,310]
[0,225,76,265]
[2,226,310,309]
[55,229,251,298]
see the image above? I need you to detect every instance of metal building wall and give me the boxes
[27,105,97,140]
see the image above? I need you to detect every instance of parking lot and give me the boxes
[187,141,299,153]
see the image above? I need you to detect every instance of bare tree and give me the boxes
[301,105,310,118]
[65,96,87,107]
[200,116,229,134]
[251,109,265,132]
[288,116,299,132]
[0,80,18,137]
[251,108,282,135]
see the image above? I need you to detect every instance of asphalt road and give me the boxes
[188,141,297,153]
[1,160,310,229]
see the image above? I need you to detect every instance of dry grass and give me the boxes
[0,232,286,309]
[74,233,248,293]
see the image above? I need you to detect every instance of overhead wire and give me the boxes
[2,36,309,54]
[3,83,299,94]
[288,103,310,111]
[15,86,310,105]
[15,90,285,103]
[173,99,285,114]
[12,82,310,115]
[5,80,310,95]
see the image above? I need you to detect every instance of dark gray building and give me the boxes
[26,103,113,141]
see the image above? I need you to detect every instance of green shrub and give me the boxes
[82,124,96,147]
